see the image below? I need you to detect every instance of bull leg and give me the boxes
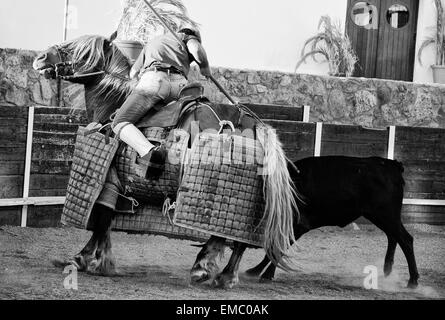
[260,258,277,283]
[384,235,397,277]
[190,236,226,284]
[245,255,271,277]
[245,254,280,282]
[212,241,247,289]
[256,226,307,283]
[366,213,419,289]
[396,224,419,288]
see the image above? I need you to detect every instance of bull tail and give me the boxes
[256,124,303,271]
[395,160,405,173]
[393,160,405,187]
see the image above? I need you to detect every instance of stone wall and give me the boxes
[2,48,445,129]
[0,48,84,109]
[189,67,445,129]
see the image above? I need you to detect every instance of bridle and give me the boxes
[51,43,128,81]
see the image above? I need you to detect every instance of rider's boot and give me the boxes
[115,122,167,179]
[140,144,168,179]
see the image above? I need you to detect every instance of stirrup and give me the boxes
[140,145,167,179]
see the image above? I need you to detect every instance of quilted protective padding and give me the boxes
[61,127,119,228]
[115,127,189,205]
[112,203,208,242]
[173,132,266,246]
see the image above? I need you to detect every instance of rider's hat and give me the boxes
[178,23,202,43]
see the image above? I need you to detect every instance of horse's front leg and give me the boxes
[212,241,247,289]
[190,236,226,283]
[69,232,99,272]
[53,204,109,271]
[88,228,116,276]
[87,206,116,276]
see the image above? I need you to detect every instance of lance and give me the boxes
[141,0,237,105]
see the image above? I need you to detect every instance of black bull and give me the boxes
[244,156,419,288]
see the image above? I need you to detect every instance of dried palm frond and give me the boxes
[418,0,445,66]
[117,0,199,43]
[295,15,358,77]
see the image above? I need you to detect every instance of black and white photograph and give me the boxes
[0,0,444,305]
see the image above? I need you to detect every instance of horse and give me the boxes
[33,32,302,288]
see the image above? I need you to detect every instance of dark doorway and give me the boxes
[346,0,419,81]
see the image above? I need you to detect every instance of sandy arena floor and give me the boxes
[0,223,444,300]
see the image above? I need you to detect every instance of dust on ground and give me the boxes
[0,224,444,300]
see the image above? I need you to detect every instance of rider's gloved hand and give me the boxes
[199,66,212,78]
[41,68,56,79]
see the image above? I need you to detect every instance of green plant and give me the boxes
[418,0,444,66]
[116,0,199,43]
[295,15,358,77]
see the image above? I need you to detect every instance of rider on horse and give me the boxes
[111,25,212,179]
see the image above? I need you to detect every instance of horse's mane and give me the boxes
[87,44,137,123]
[67,35,107,74]
[65,35,137,123]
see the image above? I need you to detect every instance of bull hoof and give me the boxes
[244,267,262,278]
[383,262,393,277]
[407,279,418,289]
[212,273,239,289]
[87,256,116,276]
[259,277,273,284]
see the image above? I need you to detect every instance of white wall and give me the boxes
[0,0,347,74]
[0,0,123,49]
[413,0,442,84]
[0,0,64,50]
[181,0,348,74]
[0,0,438,83]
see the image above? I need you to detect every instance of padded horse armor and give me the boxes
[62,83,207,231]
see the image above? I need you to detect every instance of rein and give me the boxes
[52,43,129,82]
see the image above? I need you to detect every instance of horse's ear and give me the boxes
[109,30,118,43]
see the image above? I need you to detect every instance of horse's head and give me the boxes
[33,31,136,123]
[33,31,121,85]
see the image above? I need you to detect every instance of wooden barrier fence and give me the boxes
[0,104,444,226]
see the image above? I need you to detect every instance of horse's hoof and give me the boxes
[52,259,71,269]
[190,259,220,284]
[212,273,239,289]
[52,255,88,271]
[259,277,273,284]
[87,257,116,276]
[190,268,210,284]
[72,255,90,271]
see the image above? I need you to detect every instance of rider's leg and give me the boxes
[112,71,186,177]
[114,121,154,157]
[112,71,170,153]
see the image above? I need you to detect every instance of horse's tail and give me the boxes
[257,124,302,271]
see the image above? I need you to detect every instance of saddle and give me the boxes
[135,82,206,129]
